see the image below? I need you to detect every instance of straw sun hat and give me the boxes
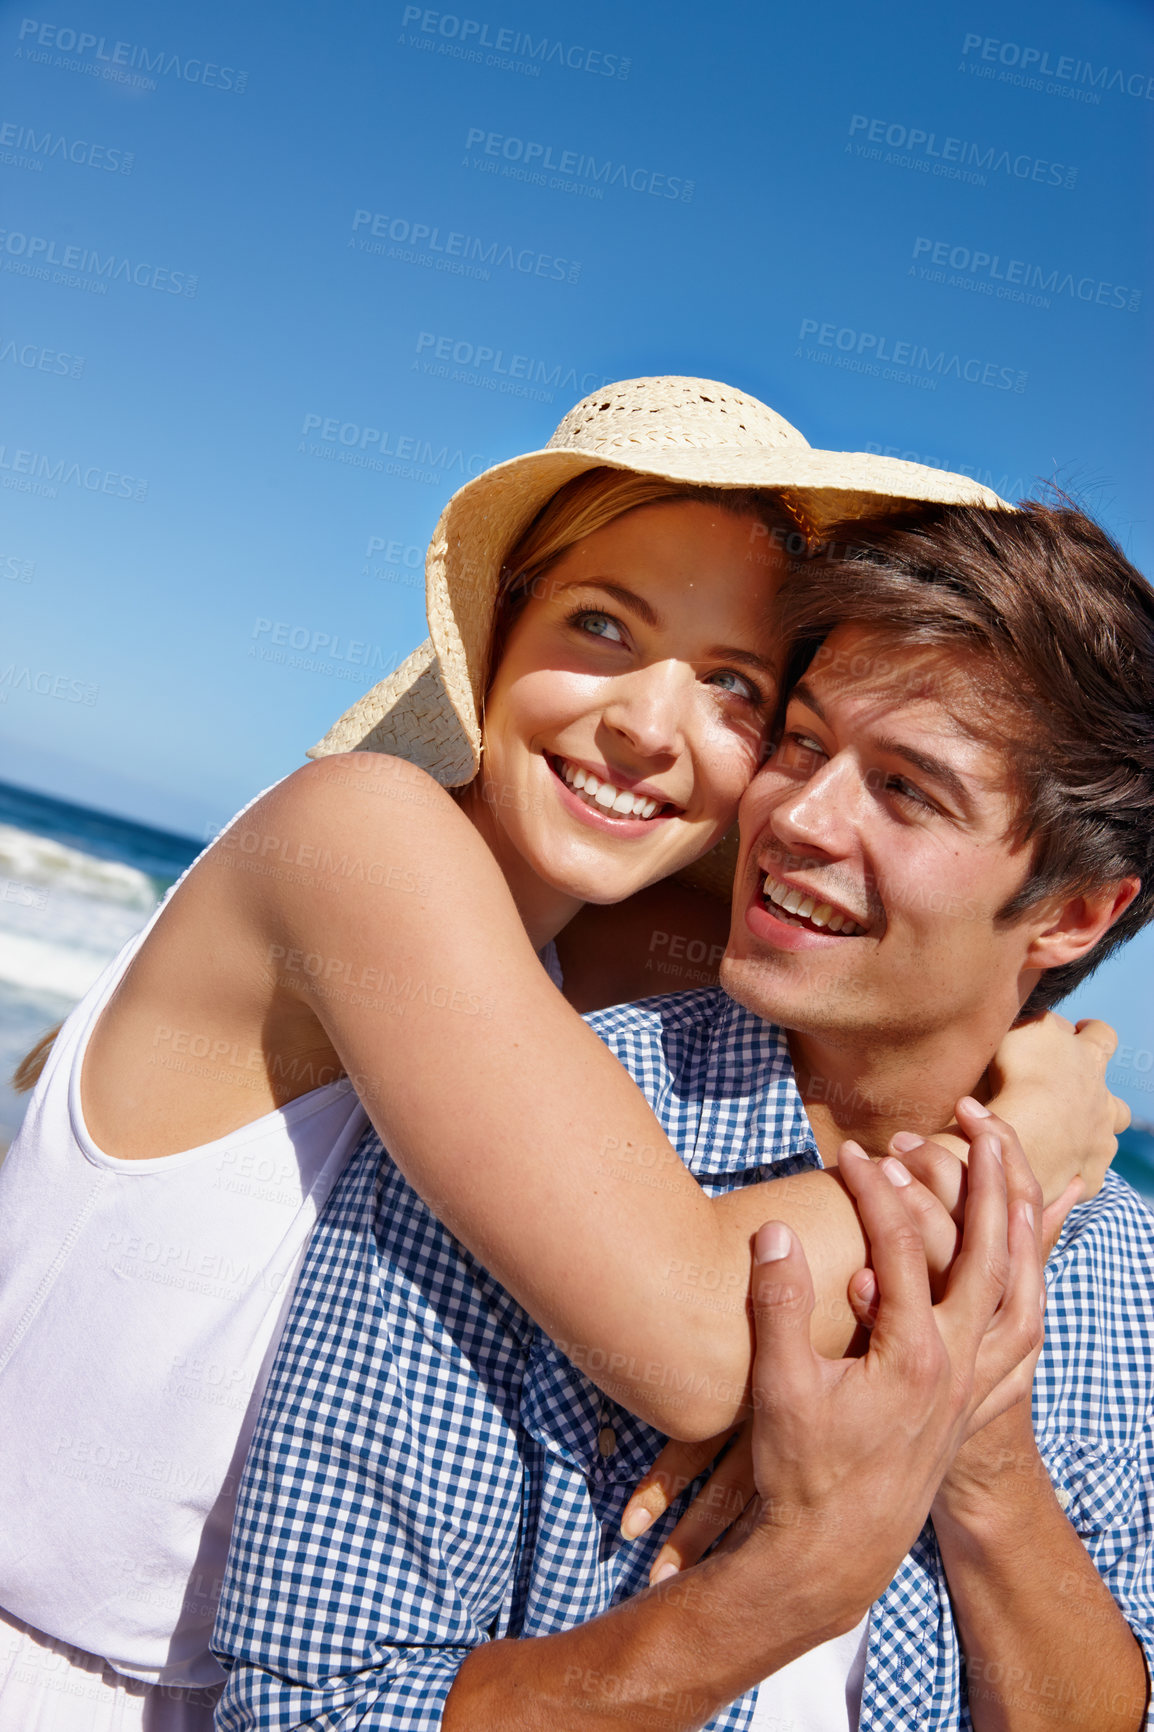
[308,376,1007,892]
[310,375,1006,781]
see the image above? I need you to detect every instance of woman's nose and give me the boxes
[599,660,693,760]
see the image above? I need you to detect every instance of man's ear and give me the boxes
[1022,877,1141,972]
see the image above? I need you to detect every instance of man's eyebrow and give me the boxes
[790,681,974,811]
[552,579,659,628]
[875,737,974,812]
[790,681,825,720]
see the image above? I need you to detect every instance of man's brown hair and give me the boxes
[775,499,1154,1013]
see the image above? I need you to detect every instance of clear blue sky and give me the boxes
[2,0,1152,1107]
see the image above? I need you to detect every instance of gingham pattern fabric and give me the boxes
[213,987,1154,1731]
[864,1168,1154,1732]
[212,991,815,1730]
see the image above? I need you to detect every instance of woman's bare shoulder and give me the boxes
[232,754,487,876]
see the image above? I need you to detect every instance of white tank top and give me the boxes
[0,883,369,1687]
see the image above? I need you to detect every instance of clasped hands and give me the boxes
[618,1013,1126,1594]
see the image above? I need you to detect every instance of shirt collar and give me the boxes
[662,988,819,1180]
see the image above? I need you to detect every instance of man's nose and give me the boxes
[600,660,692,760]
[765,755,859,860]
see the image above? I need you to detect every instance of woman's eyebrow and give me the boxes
[552,578,660,627]
[552,582,775,677]
[709,646,777,677]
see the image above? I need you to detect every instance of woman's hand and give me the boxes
[987,1013,1128,1203]
[891,1100,1084,1264]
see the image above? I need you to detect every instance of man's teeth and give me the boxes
[761,874,865,936]
[558,758,661,819]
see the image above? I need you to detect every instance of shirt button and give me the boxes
[1055,1486,1072,1511]
[598,1425,617,1458]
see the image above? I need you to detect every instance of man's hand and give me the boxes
[988,1013,1128,1202]
[624,1132,1043,1585]
[447,1136,1045,1731]
[620,1146,962,1548]
[890,1099,1084,1272]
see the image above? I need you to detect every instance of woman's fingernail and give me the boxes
[960,1096,991,1117]
[983,1132,1003,1164]
[755,1222,791,1263]
[1023,1202,1035,1229]
[890,1132,924,1153]
[840,1140,868,1161]
[621,1506,654,1539]
[882,1158,912,1188]
[651,1561,679,1584]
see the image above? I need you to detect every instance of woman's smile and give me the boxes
[547,752,677,824]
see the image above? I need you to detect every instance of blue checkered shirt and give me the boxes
[212,988,1154,1730]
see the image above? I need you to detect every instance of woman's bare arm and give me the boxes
[235,756,874,1436]
[83,754,1115,1440]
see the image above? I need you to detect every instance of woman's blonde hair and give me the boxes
[486,466,795,688]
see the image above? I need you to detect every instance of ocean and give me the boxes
[0,778,203,1150]
[1,776,1152,1200]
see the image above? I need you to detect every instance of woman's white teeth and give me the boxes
[762,874,864,936]
[557,758,661,819]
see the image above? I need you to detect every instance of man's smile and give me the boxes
[760,871,868,937]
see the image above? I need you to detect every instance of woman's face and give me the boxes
[476,497,786,908]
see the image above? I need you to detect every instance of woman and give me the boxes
[0,377,1119,1728]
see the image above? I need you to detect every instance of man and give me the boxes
[213,498,1154,1730]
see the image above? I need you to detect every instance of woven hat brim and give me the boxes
[425,445,1009,769]
[309,445,1009,779]
[306,639,477,781]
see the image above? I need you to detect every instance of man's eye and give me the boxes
[571,610,625,643]
[886,776,931,810]
[705,668,762,702]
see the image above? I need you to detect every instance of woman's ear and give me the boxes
[1023,877,1141,972]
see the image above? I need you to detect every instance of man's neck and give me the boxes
[787,1022,1004,1162]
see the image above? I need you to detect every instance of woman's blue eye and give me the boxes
[574,611,624,642]
[707,669,760,701]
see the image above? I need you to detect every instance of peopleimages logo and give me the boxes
[298,413,490,486]
[0,229,198,296]
[911,238,1141,313]
[960,34,1154,101]
[414,331,611,403]
[0,118,134,173]
[1,336,85,377]
[350,209,581,284]
[399,7,630,78]
[0,440,148,500]
[463,128,693,201]
[846,114,1078,189]
[797,319,1027,393]
[15,18,248,92]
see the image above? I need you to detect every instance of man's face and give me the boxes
[722,625,1044,1045]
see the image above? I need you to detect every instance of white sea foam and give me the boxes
[0,826,159,1014]
[0,825,159,910]
[0,931,115,1000]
